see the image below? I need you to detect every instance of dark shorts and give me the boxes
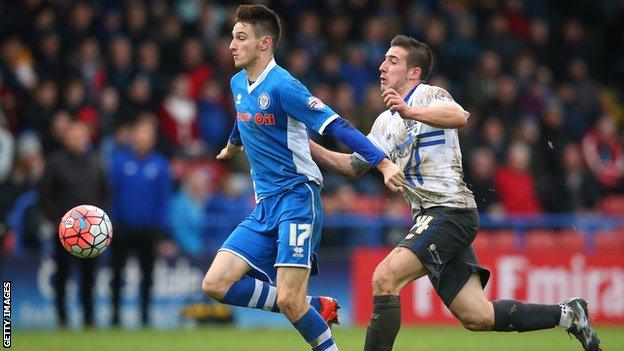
[397,206,490,306]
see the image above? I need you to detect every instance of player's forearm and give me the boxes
[402,105,467,129]
[309,141,369,179]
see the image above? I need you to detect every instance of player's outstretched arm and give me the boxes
[382,88,468,129]
[323,118,405,192]
[309,140,371,179]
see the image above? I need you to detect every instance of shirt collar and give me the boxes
[247,58,277,94]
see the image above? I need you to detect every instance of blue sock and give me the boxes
[221,277,323,314]
[292,307,338,351]
[308,296,322,312]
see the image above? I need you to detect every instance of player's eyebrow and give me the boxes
[385,54,400,61]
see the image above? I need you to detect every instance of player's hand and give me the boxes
[382,88,409,116]
[376,158,405,192]
[216,142,243,160]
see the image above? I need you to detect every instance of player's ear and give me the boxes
[259,36,272,52]
[409,66,421,81]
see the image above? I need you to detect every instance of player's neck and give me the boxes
[398,81,421,99]
[245,55,273,82]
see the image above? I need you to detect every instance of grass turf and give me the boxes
[11,326,624,351]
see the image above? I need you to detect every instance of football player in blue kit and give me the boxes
[200,5,404,351]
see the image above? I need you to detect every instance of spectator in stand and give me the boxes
[20,79,57,135]
[98,86,122,138]
[526,18,553,69]
[466,50,501,110]
[124,1,149,45]
[44,110,72,155]
[39,121,108,328]
[159,74,201,153]
[110,113,172,327]
[170,167,210,258]
[545,143,600,213]
[466,147,503,214]
[447,15,480,82]
[286,48,315,86]
[495,142,542,214]
[34,30,64,82]
[135,39,166,97]
[361,17,387,68]
[478,117,507,162]
[182,37,213,100]
[158,15,183,75]
[0,114,13,183]
[106,36,134,93]
[197,79,229,153]
[295,11,326,64]
[205,173,252,249]
[341,45,375,104]
[483,11,522,66]
[62,78,99,141]
[1,36,38,93]
[64,1,96,48]
[515,118,547,180]
[72,37,106,103]
[488,75,522,128]
[0,132,41,254]
[125,75,154,118]
[581,114,624,191]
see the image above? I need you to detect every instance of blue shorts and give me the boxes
[219,182,323,284]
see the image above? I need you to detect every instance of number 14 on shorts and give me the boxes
[412,215,433,234]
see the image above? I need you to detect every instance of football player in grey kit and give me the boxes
[310,35,601,351]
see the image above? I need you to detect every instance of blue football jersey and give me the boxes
[230,59,338,199]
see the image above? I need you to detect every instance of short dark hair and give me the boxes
[390,35,433,81]
[236,5,282,52]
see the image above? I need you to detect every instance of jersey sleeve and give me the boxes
[427,86,470,118]
[354,115,390,162]
[277,78,338,134]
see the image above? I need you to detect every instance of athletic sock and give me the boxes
[364,295,401,351]
[221,276,322,313]
[292,307,338,351]
[558,301,574,329]
[492,300,562,332]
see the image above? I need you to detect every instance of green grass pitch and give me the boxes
[12,326,624,351]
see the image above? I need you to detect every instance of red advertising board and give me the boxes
[352,248,624,325]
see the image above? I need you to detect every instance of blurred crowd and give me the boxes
[1,0,624,260]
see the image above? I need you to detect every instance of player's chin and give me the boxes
[233,58,245,68]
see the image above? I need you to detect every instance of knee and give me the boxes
[371,264,399,295]
[201,273,232,301]
[458,309,494,331]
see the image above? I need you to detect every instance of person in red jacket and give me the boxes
[495,141,542,214]
[581,115,624,191]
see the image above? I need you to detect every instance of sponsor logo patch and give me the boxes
[307,96,325,110]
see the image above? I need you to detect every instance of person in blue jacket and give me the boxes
[109,112,172,327]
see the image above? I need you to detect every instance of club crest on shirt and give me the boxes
[307,96,325,110]
[434,90,452,101]
[258,92,270,110]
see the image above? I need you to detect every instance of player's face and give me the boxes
[379,46,411,93]
[230,22,262,69]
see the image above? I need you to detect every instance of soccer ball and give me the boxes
[58,204,113,259]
